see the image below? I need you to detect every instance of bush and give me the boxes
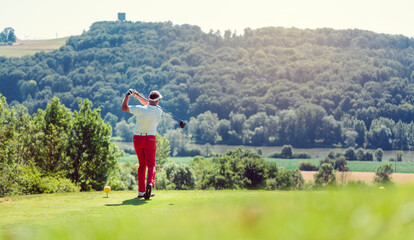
[364,152,373,161]
[314,163,336,186]
[164,162,196,190]
[274,168,294,190]
[267,168,303,190]
[291,170,305,190]
[266,162,278,179]
[344,147,356,161]
[356,148,365,161]
[397,151,403,162]
[281,145,293,159]
[243,157,266,188]
[334,156,348,172]
[292,153,311,158]
[298,161,318,171]
[374,148,383,161]
[267,152,282,158]
[41,177,80,193]
[0,163,80,196]
[155,171,168,190]
[319,157,334,167]
[373,163,393,184]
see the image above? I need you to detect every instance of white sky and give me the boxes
[0,0,413,40]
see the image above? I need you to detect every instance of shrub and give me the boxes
[267,152,282,158]
[266,162,278,179]
[274,168,294,190]
[270,168,303,190]
[334,156,348,172]
[243,157,266,188]
[1,163,80,196]
[106,170,127,191]
[344,147,356,161]
[281,145,293,159]
[373,163,393,184]
[314,163,336,186]
[164,162,196,190]
[374,148,383,162]
[298,161,318,171]
[397,151,403,162]
[291,170,305,190]
[356,148,365,161]
[364,152,373,161]
[319,157,334,167]
[292,153,311,158]
[155,171,168,190]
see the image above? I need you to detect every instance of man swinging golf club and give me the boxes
[121,89,163,200]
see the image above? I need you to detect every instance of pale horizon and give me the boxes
[0,0,413,40]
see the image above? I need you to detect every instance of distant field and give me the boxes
[0,38,68,57]
[118,155,414,173]
[2,187,414,240]
[265,158,414,173]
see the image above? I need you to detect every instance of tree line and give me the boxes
[1,21,414,150]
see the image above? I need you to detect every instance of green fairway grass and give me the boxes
[2,187,414,240]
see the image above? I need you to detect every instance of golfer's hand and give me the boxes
[126,89,134,96]
[132,90,139,96]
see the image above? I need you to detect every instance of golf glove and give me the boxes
[126,89,134,96]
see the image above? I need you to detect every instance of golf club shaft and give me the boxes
[133,92,184,122]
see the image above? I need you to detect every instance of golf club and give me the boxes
[130,89,187,128]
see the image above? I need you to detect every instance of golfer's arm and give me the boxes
[121,95,130,113]
[133,93,149,105]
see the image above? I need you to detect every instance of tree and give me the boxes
[374,148,384,162]
[334,156,348,172]
[188,111,219,144]
[314,163,336,186]
[156,133,170,167]
[66,99,120,190]
[396,151,403,162]
[32,97,72,175]
[373,163,393,184]
[0,27,16,43]
[281,145,293,159]
[344,147,357,160]
[163,162,196,190]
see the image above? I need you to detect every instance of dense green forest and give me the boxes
[1,21,414,150]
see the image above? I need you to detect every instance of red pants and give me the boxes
[133,135,157,192]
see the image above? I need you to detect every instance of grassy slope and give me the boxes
[2,188,414,240]
[0,38,68,57]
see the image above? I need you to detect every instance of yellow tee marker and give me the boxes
[104,186,111,197]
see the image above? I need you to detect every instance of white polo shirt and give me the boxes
[129,104,163,135]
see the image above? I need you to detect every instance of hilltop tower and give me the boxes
[118,13,126,22]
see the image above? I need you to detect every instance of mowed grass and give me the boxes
[0,38,68,57]
[118,155,414,173]
[2,187,414,240]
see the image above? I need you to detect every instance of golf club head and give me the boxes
[179,120,186,128]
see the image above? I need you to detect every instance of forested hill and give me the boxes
[1,21,414,150]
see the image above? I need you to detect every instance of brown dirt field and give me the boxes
[301,171,414,184]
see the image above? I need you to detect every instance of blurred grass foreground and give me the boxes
[2,186,414,240]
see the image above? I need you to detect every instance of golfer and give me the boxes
[121,89,163,199]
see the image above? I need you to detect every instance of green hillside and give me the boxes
[1,21,414,150]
